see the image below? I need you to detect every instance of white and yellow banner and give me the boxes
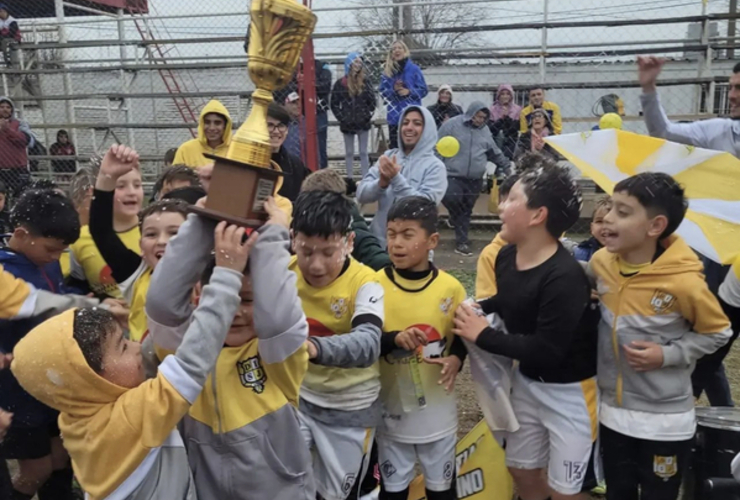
[408,421,513,499]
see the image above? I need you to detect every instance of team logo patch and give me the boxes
[653,455,678,480]
[342,473,356,493]
[443,461,454,480]
[236,356,267,394]
[330,296,349,319]
[650,290,677,314]
[381,460,397,478]
[440,297,453,315]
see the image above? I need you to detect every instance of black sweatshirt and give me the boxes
[477,244,598,383]
[89,189,142,284]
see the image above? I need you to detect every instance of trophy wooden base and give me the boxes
[188,205,266,228]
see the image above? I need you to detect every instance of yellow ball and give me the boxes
[599,112,623,130]
[436,136,460,158]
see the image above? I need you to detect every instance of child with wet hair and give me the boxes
[11,221,251,500]
[301,168,391,271]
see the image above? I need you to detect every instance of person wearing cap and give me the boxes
[282,91,303,160]
[274,57,333,169]
[513,108,562,161]
[267,103,310,202]
[519,87,562,135]
[0,96,33,195]
[0,4,20,67]
[427,84,463,129]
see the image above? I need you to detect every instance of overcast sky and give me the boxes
[36,0,735,67]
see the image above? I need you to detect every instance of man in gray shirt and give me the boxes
[639,55,739,407]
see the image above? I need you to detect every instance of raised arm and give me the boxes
[120,224,251,444]
[251,199,308,364]
[89,145,143,283]
[356,162,385,203]
[638,56,711,146]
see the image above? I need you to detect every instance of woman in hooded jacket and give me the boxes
[513,108,562,162]
[489,84,522,159]
[379,40,428,150]
[331,52,377,180]
[427,84,463,129]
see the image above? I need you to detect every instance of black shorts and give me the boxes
[0,420,60,460]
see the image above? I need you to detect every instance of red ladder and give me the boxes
[131,15,201,138]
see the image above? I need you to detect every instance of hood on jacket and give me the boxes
[12,309,128,418]
[463,101,490,128]
[0,95,15,116]
[197,100,233,148]
[437,84,454,102]
[395,106,439,161]
[599,235,704,277]
[490,85,522,122]
[344,52,362,76]
[0,249,37,272]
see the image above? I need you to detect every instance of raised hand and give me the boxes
[214,221,259,273]
[637,56,666,93]
[97,144,140,191]
[264,197,289,229]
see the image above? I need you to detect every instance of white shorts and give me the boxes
[298,411,375,500]
[505,369,598,495]
[377,433,457,492]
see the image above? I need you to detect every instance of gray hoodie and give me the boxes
[438,101,510,180]
[357,105,448,246]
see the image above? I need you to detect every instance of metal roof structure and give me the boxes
[1,0,147,18]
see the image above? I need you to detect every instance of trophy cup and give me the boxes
[191,0,317,226]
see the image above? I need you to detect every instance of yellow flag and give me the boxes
[408,421,513,499]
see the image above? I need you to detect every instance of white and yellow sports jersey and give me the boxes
[377,266,466,443]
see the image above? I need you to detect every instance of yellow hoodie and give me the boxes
[173,100,233,168]
[11,264,243,499]
[475,233,508,299]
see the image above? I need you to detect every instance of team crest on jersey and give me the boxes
[330,296,349,319]
[440,296,453,315]
[650,290,676,314]
[236,356,267,394]
[653,455,678,479]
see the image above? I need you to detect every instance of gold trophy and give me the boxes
[192,0,317,226]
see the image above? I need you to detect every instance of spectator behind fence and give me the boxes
[267,103,311,202]
[380,40,428,150]
[520,87,562,135]
[357,106,446,247]
[49,129,76,174]
[283,91,303,159]
[439,101,510,256]
[0,4,20,67]
[274,57,333,169]
[489,84,522,159]
[331,52,377,180]
[0,96,32,195]
[514,109,562,162]
[427,84,463,129]
[173,99,232,168]
[163,147,178,167]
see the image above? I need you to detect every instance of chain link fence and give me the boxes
[1,0,738,240]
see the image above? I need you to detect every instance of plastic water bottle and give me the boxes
[398,350,427,413]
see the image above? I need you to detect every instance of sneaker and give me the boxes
[445,218,455,229]
[591,481,607,496]
[455,244,473,256]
